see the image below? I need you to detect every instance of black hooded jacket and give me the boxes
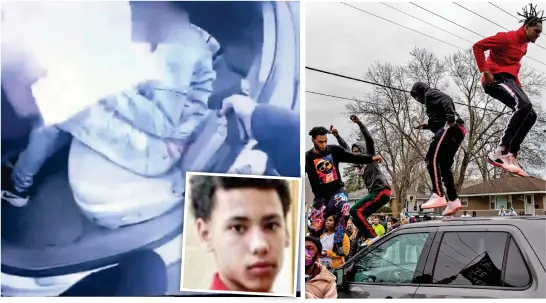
[335,122,390,193]
[410,82,464,133]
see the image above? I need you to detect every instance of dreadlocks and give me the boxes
[518,3,546,26]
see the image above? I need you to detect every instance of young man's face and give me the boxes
[196,187,288,293]
[525,23,542,43]
[352,146,361,154]
[312,135,328,152]
[373,218,379,225]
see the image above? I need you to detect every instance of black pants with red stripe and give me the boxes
[426,125,466,202]
[349,188,391,239]
[484,75,537,156]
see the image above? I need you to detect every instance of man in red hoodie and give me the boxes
[472,4,544,177]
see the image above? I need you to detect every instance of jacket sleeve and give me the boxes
[251,104,300,177]
[472,32,509,72]
[187,50,215,106]
[324,281,339,299]
[330,144,374,165]
[357,121,376,155]
[437,92,457,124]
[334,134,350,150]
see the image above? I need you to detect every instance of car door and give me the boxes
[337,227,438,299]
[414,224,545,298]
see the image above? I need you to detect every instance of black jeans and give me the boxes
[426,125,466,202]
[60,250,167,297]
[484,75,537,156]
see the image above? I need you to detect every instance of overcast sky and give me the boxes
[306,2,546,143]
[306,1,546,176]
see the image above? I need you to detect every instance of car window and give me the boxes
[432,232,507,287]
[348,233,429,284]
[503,237,531,288]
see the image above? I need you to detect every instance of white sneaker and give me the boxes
[422,193,447,209]
[442,199,462,216]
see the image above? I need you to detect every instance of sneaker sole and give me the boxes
[487,158,505,168]
[443,205,463,216]
[421,203,447,209]
[1,190,28,208]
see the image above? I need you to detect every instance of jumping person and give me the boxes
[306,126,383,256]
[411,82,467,216]
[333,115,391,245]
[472,3,544,177]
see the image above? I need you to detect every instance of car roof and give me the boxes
[398,216,546,270]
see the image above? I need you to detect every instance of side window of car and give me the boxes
[503,237,531,288]
[348,233,429,284]
[432,232,507,287]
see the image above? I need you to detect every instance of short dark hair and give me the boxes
[518,3,545,27]
[305,236,322,253]
[309,126,329,139]
[190,175,291,220]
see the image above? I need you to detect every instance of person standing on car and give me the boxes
[305,124,383,257]
[411,81,467,216]
[331,115,391,245]
[304,236,337,299]
[219,94,300,177]
[472,4,543,177]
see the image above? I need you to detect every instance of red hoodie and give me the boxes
[472,26,528,87]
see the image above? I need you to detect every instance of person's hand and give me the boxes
[483,71,495,86]
[220,94,257,137]
[330,125,339,136]
[350,115,360,123]
[321,250,327,257]
[372,155,383,164]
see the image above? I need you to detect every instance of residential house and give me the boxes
[458,176,546,217]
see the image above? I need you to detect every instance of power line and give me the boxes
[305,66,546,123]
[409,2,546,66]
[489,2,519,21]
[340,2,546,74]
[453,2,509,31]
[455,2,546,50]
[410,2,483,37]
[340,2,465,50]
[380,2,474,44]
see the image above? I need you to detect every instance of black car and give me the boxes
[333,216,546,298]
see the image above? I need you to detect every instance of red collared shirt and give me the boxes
[209,273,230,291]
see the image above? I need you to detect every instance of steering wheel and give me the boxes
[386,269,410,283]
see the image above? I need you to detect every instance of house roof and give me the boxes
[459,176,546,196]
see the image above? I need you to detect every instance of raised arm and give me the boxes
[330,144,377,165]
[330,125,350,150]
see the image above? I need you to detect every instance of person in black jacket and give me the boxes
[410,82,467,216]
[332,115,391,243]
[306,126,382,256]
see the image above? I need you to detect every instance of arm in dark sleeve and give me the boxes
[438,92,456,124]
[356,121,375,155]
[251,104,300,177]
[334,134,350,150]
[472,32,508,72]
[330,144,374,165]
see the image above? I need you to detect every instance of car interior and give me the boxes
[1,1,274,295]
